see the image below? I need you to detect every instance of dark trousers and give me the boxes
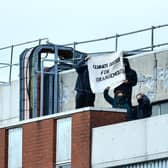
[75,92,95,109]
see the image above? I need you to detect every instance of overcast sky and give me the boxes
[0,0,168,81]
[0,0,167,47]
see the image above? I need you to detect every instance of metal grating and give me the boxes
[118,159,168,168]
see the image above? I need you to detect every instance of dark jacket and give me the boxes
[74,59,93,94]
[104,89,132,120]
[137,94,152,119]
[114,58,137,106]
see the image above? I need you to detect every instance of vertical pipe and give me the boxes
[54,46,59,113]
[115,34,118,52]
[9,45,14,84]
[49,74,53,114]
[38,39,42,45]
[40,60,44,116]
[73,42,76,63]
[151,26,155,51]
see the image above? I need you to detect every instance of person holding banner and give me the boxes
[114,58,137,108]
[104,87,132,120]
[74,57,95,109]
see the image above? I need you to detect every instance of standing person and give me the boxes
[104,87,132,120]
[136,93,152,119]
[114,58,137,107]
[74,57,95,109]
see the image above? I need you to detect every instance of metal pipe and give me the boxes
[0,24,168,51]
[115,34,119,51]
[64,35,116,46]
[9,46,14,84]
[0,38,48,50]
[73,42,76,63]
[64,24,168,46]
[151,26,155,51]
[40,60,44,116]
[0,63,19,66]
[0,65,10,69]
[36,71,56,75]
[54,46,59,113]
[38,39,42,45]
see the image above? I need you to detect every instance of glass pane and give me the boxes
[56,117,72,162]
[8,127,22,168]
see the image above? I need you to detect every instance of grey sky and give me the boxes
[0,0,168,82]
[0,0,167,46]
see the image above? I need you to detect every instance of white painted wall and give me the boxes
[0,80,19,126]
[92,114,168,168]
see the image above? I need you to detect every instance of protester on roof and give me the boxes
[74,56,95,109]
[136,93,152,119]
[114,58,137,108]
[104,87,133,120]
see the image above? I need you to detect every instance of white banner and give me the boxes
[87,52,126,93]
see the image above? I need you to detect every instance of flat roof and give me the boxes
[0,107,126,129]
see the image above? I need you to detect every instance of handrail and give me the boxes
[1,24,168,84]
[0,38,48,84]
[0,38,48,50]
[63,24,168,46]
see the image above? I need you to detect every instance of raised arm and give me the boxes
[103,87,114,105]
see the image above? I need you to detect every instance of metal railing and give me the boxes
[0,38,48,84]
[1,24,168,84]
[64,24,168,52]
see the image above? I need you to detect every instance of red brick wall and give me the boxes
[72,110,126,168]
[91,111,126,128]
[72,112,91,168]
[23,119,56,168]
[0,129,8,168]
[0,109,126,168]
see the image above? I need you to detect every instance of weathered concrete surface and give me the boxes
[0,80,19,125]
[60,49,168,110]
[0,48,168,124]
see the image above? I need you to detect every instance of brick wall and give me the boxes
[0,109,126,168]
[91,111,126,128]
[0,129,8,168]
[72,110,126,168]
[72,112,91,168]
[23,119,56,168]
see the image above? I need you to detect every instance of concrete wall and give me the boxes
[91,114,168,168]
[0,49,168,124]
[0,107,126,168]
[0,80,19,126]
[59,49,168,111]
[130,49,168,104]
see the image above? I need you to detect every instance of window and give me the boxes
[56,163,71,168]
[8,127,22,168]
[56,117,72,167]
